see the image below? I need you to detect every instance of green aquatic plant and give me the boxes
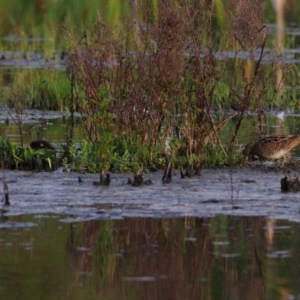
[30,147,56,170]
[0,138,21,169]
[110,150,132,173]
[0,138,57,170]
[62,141,99,173]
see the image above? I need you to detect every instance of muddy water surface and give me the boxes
[1,110,300,299]
[0,168,300,299]
[1,167,299,221]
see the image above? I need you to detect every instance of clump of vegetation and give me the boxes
[61,0,283,178]
[0,0,289,175]
[0,137,56,170]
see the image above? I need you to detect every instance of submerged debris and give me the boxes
[93,173,111,186]
[281,176,300,192]
[241,179,256,183]
[2,172,9,206]
[3,181,9,206]
[127,174,153,186]
[144,179,153,185]
[162,161,173,184]
[180,166,201,178]
[132,174,144,186]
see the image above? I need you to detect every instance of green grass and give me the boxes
[0,0,131,50]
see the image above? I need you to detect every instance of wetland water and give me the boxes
[2,114,300,299]
[1,168,300,299]
[1,112,300,299]
[2,4,300,297]
[1,214,300,300]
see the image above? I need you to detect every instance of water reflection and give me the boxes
[0,215,300,299]
[0,111,83,145]
[2,109,300,151]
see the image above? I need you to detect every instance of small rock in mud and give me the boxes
[202,199,220,204]
[144,179,153,185]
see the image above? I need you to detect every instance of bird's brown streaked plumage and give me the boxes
[243,135,300,161]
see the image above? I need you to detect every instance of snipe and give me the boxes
[243,135,300,164]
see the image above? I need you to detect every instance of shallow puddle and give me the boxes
[0,214,300,300]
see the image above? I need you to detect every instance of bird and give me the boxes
[30,140,56,151]
[243,135,300,164]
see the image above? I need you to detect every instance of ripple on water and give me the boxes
[0,222,37,229]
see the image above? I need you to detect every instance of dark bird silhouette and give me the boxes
[30,140,56,151]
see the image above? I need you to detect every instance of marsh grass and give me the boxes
[0,0,131,50]
[0,68,70,111]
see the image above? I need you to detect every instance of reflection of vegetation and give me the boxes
[1,214,299,299]
[0,69,70,111]
[94,221,117,280]
[0,0,131,41]
[64,216,276,299]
